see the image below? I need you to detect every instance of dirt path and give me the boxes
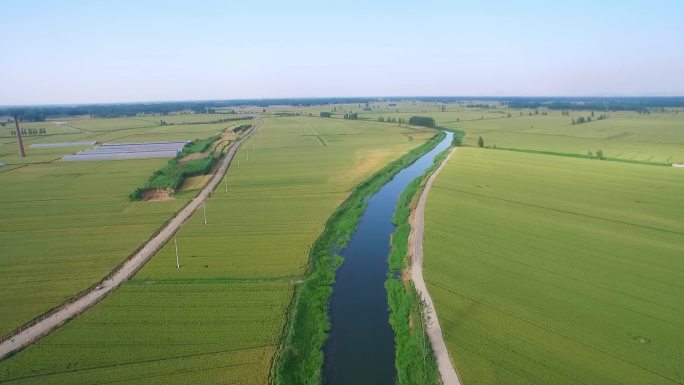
[0,119,260,360]
[408,147,461,385]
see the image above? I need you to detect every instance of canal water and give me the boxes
[323,131,453,385]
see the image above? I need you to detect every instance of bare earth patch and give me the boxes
[178,152,207,163]
[141,188,174,201]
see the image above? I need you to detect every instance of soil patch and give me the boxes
[141,188,174,201]
[178,152,207,163]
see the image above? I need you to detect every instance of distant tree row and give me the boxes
[408,116,436,128]
[377,117,406,124]
[572,113,608,125]
[343,113,358,120]
[507,99,684,112]
[9,128,47,136]
[320,112,332,118]
[588,150,605,160]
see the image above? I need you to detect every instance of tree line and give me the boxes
[8,128,47,136]
[572,112,608,125]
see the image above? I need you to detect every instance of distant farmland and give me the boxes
[0,116,434,384]
[423,148,684,385]
[2,100,683,385]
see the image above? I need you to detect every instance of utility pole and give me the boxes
[174,237,180,269]
[224,175,228,193]
[13,115,25,157]
[203,202,207,225]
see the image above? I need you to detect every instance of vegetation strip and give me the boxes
[129,125,251,200]
[385,147,451,385]
[0,122,257,360]
[272,130,445,385]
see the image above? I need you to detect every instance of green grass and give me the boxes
[423,148,684,385]
[0,116,434,384]
[178,136,219,156]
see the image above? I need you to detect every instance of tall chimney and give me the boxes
[14,115,26,157]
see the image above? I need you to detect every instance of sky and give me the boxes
[1,0,683,105]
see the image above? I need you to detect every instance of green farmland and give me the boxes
[0,114,248,334]
[0,116,433,384]
[423,148,684,385]
[325,102,684,164]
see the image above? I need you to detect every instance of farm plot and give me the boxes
[0,114,241,336]
[0,116,434,384]
[436,109,684,164]
[423,148,684,385]
[349,102,684,164]
[0,159,187,336]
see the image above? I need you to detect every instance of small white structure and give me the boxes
[673,163,684,168]
[62,141,190,161]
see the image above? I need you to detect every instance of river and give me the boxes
[323,131,453,385]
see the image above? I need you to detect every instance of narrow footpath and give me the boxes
[0,119,260,359]
[408,147,462,385]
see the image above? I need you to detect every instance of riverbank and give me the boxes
[407,147,461,385]
[273,131,446,385]
[386,142,454,385]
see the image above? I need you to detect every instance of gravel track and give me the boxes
[408,146,461,385]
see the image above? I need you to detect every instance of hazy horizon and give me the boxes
[2,0,683,105]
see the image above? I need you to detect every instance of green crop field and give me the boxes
[326,102,684,164]
[0,116,433,384]
[0,159,187,336]
[423,147,684,385]
[0,114,249,335]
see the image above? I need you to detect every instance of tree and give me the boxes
[478,136,485,148]
[596,150,604,160]
[408,116,435,128]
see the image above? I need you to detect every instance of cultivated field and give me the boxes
[0,114,249,335]
[312,102,684,164]
[0,116,434,384]
[422,148,684,385]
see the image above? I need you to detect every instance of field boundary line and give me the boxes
[0,119,260,360]
[408,146,462,385]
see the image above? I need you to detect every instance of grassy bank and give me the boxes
[273,131,446,385]
[386,146,450,385]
